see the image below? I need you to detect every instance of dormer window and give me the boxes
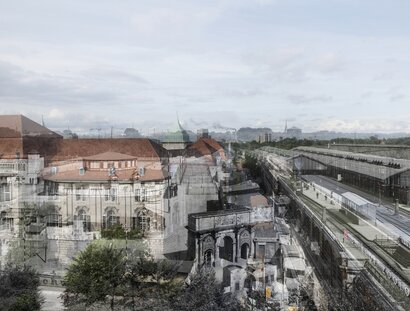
[79,167,85,175]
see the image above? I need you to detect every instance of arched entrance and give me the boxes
[222,236,234,262]
[244,274,256,291]
[241,243,249,259]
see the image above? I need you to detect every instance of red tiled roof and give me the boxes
[0,115,61,138]
[187,138,225,158]
[201,138,224,151]
[48,138,168,162]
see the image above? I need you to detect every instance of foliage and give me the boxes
[63,243,181,310]
[170,268,243,311]
[0,264,43,311]
[101,224,143,240]
[243,153,261,178]
[62,244,126,310]
[244,290,280,311]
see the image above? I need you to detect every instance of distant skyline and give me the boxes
[0,0,409,133]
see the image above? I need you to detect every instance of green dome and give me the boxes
[163,118,190,143]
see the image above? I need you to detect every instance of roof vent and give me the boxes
[51,166,58,175]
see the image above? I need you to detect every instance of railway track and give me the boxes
[299,194,410,306]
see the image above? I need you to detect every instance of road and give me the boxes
[40,286,64,311]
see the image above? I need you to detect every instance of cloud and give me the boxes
[313,53,345,73]
[287,94,332,105]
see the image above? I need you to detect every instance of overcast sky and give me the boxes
[0,0,409,134]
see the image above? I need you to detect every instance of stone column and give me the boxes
[197,235,202,266]
[234,230,239,263]
[250,227,255,259]
[215,235,221,267]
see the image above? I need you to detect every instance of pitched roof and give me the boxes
[48,138,168,162]
[187,138,225,158]
[0,115,61,138]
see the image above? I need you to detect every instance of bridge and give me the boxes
[253,148,410,311]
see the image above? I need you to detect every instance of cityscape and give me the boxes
[1,1,410,311]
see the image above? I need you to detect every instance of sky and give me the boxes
[0,0,409,135]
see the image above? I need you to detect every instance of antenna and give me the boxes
[41,115,45,127]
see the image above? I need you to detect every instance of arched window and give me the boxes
[136,209,150,231]
[77,208,90,231]
[104,210,119,229]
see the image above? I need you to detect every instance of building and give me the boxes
[286,127,302,139]
[0,115,228,263]
[292,146,410,204]
[258,132,272,143]
[162,119,191,153]
[197,129,210,139]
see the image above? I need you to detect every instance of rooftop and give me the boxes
[292,146,410,180]
[0,115,61,138]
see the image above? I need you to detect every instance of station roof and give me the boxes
[282,245,301,258]
[284,257,306,271]
[341,192,373,207]
[292,146,410,180]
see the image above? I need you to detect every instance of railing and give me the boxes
[0,160,27,174]
[188,206,273,232]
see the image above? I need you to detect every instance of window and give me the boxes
[0,184,11,202]
[104,210,119,228]
[46,208,62,227]
[74,208,91,231]
[141,189,146,202]
[76,187,81,201]
[105,189,110,201]
[76,186,87,201]
[136,210,150,231]
[135,188,140,202]
[110,187,117,202]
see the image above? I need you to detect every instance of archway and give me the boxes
[244,274,256,291]
[222,236,234,262]
[241,243,249,259]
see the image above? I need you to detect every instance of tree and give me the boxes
[124,250,180,310]
[171,268,243,311]
[0,264,43,311]
[62,244,126,310]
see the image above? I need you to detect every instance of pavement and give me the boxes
[40,286,64,311]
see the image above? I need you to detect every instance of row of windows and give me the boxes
[86,160,137,170]
[75,187,163,202]
[42,209,152,232]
